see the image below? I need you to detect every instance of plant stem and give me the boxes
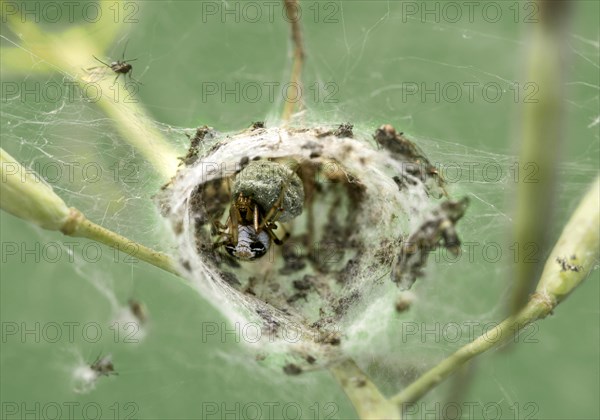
[61,207,179,276]
[330,359,400,419]
[2,12,180,181]
[391,297,549,407]
[392,175,599,406]
[510,0,570,314]
[1,148,180,276]
[535,176,600,303]
[282,0,305,122]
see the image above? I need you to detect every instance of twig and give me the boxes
[61,207,179,276]
[2,13,180,181]
[281,0,305,122]
[510,0,570,314]
[391,296,549,407]
[1,148,179,276]
[330,359,400,419]
[391,176,599,406]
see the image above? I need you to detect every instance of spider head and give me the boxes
[234,194,258,222]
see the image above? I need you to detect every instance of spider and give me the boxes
[212,190,289,261]
[90,41,141,85]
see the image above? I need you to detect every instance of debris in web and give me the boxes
[157,122,468,371]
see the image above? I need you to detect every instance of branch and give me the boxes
[281,0,306,122]
[61,207,179,275]
[330,359,400,419]
[1,148,179,276]
[2,10,180,181]
[510,0,571,314]
[391,175,599,406]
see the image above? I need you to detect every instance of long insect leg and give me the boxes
[92,55,111,68]
[121,39,130,61]
[127,68,143,85]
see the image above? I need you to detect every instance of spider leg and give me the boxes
[265,226,283,245]
[296,161,316,247]
[260,207,283,232]
[260,162,302,230]
[265,223,289,245]
[213,219,229,232]
[212,218,229,236]
[212,226,230,249]
[275,222,290,239]
[112,74,120,86]
[212,211,236,249]
[253,204,259,231]
[212,238,230,250]
[258,180,289,231]
[230,205,240,245]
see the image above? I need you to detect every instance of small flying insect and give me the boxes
[90,354,117,377]
[90,41,141,85]
[128,298,148,324]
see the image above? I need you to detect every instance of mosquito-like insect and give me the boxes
[90,354,117,377]
[128,298,148,324]
[90,41,141,85]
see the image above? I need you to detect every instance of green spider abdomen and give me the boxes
[232,160,304,222]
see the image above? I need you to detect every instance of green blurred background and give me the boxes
[1,1,598,419]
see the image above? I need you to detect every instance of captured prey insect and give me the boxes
[212,160,305,261]
[213,192,284,260]
[89,40,141,85]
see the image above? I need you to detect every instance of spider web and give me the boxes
[1,1,598,419]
